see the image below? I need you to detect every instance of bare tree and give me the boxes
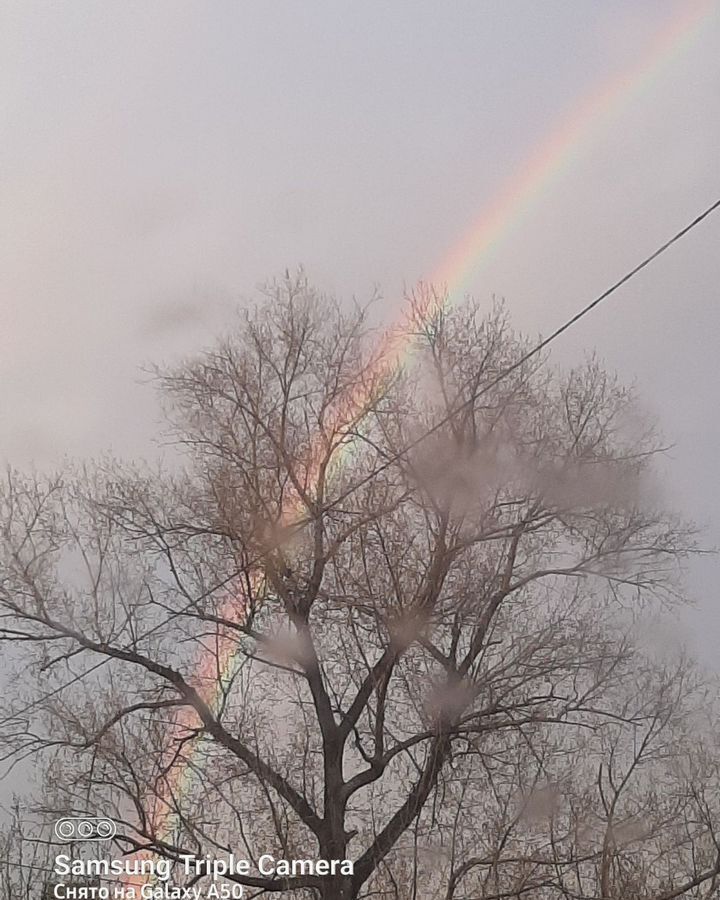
[0,273,717,899]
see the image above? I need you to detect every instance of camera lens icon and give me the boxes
[57,820,75,840]
[77,821,94,838]
[95,820,114,838]
[54,817,116,842]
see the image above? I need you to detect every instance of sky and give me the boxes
[1,0,719,666]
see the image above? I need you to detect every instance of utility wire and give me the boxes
[318,196,720,513]
[2,197,719,730]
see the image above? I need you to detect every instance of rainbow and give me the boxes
[136,0,717,868]
[430,0,715,300]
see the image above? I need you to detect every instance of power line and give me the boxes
[2,197,718,730]
[316,197,720,513]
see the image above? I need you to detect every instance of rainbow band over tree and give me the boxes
[136,0,716,864]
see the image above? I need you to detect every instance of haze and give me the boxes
[1,0,719,662]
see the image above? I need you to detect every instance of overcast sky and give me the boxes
[1,1,719,663]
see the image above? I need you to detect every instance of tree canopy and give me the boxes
[1,275,718,900]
